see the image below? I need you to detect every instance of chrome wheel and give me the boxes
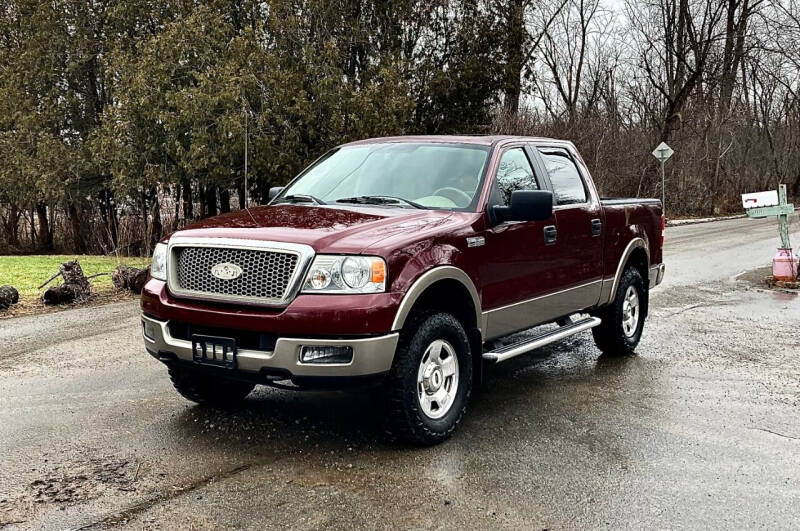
[417,339,459,419]
[621,286,640,337]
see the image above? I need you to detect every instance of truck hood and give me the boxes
[171,204,457,254]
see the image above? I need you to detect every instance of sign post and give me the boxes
[652,142,674,215]
[742,184,797,282]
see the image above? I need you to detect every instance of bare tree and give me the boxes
[494,0,570,114]
[536,0,614,122]
[626,0,726,141]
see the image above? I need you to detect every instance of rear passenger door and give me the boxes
[532,144,603,306]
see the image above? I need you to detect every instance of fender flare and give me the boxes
[391,266,482,332]
[602,237,649,305]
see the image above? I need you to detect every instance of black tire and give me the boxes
[168,365,255,406]
[592,267,647,356]
[385,312,473,446]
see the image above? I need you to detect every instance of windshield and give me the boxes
[277,143,490,210]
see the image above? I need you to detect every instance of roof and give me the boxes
[341,135,559,147]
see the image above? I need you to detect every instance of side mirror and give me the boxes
[268,186,284,201]
[492,190,553,224]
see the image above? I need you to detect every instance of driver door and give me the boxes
[480,145,562,339]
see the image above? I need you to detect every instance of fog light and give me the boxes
[142,319,157,341]
[300,345,353,364]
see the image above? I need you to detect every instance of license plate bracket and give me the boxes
[191,334,237,370]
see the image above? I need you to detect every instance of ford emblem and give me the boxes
[210,262,243,280]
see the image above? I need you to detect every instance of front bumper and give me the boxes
[141,313,399,378]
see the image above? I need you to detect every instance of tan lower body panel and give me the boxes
[481,280,603,340]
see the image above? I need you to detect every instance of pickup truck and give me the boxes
[141,135,665,445]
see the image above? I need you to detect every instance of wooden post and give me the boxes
[778,184,790,249]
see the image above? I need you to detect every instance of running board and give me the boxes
[482,317,602,364]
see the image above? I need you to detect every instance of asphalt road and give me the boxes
[1,216,799,529]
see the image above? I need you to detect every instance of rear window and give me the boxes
[538,148,587,205]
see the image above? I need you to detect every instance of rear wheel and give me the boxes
[592,267,646,356]
[168,365,255,406]
[385,312,472,445]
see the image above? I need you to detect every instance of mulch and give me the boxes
[764,276,800,289]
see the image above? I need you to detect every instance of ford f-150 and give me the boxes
[141,135,665,445]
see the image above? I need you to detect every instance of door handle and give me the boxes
[591,218,602,236]
[544,225,557,245]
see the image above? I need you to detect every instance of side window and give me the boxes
[539,148,587,205]
[494,148,539,206]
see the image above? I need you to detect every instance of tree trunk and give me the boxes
[205,186,218,218]
[42,260,91,305]
[174,184,181,226]
[107,188,119,251]
[238,183,246,209]
[182,178,194,220]
[149,187,162,252]
[112,265,149,294]
[220,188,231,213]
[35,202,53,251]
[29,206,36,249]
[0,285,19,310]
[718,0,750,117]
[2,204,20,247]
[97,188,118,252]
[502,0,525,115]
[67,201,87,253]
[97,193,109,251]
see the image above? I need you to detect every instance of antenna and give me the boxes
[244,105,248,209]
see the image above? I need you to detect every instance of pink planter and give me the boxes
[773,248,799,282]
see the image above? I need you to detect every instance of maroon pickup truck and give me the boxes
[141,135,665,444]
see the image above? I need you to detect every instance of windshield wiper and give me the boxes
[335,195,424,209]
[277,194,326,205]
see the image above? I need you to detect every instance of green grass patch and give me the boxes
[0,255,149,298]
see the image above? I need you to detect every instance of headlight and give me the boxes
[150,242,168,281]
[301,255,386,294]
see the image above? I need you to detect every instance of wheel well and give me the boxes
[407,279,478,332]
[404,278,483,384]
[626,247,649,285]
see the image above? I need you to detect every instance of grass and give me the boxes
[0,254,149,299]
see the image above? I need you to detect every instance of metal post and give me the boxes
[652,143,672,214]
[661,160,665,215]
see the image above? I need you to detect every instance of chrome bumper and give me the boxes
[141,314,399,378]
[649,263,666,288]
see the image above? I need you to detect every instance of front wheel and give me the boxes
[385,312,473,445]
[592,267,646,356]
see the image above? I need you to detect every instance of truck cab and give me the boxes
[141,135,664,445]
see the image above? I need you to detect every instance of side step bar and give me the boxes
[483,317,602,364]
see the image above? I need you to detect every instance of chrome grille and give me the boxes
[175,246,300,302]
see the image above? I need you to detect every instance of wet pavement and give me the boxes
[1,216,799,529]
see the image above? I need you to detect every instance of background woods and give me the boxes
[1,0,799,255]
